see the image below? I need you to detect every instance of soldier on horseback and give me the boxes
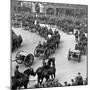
[75,30,79,42]
[42,58,49,69]
[42,41,47,48]
[14,65,23,79]
[38,41,42,48]
[12,66,36,89]
[48,57,55,68]
[42,59,46,68]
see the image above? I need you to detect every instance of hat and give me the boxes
[64,81,67,84]
[78,72,81,75]
[16,65,19,69]
[43,58,45,60]
[71,79,74,82]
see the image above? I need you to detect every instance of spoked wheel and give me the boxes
[34,48,39,57]
[15,50,24,64]
[15,50,24,59]
[24,54,34,67]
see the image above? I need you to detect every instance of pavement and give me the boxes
[11,25,87,88]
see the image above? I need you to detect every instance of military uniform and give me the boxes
[42,59,46,68]
[75,73,83,85]
[14,65,23,79]
[42,59,49,69]
[14,68,21,79]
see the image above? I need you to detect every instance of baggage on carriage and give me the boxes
[68,48,81,62]
[34,44,50,58]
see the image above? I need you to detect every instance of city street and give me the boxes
[11,25,87,88]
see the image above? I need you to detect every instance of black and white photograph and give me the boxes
[11,0,88,89]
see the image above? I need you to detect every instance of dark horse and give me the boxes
[48,57,55,67]
[41,66,56,82]
[11,68,36,89]
[36,58,56,84]
[35,67,44,84]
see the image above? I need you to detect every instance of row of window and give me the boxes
[46,8,87,17]
[13,1,87,17]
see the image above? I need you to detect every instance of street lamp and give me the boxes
[44,2,47,27]
[34,2,40,25]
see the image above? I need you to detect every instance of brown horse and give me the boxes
[36,64,56,85]
[11,68,36,89]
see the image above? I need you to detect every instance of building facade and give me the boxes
[11,1,88,18]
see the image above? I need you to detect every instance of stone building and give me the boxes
[43,3,87,17]
[11,1,88,18]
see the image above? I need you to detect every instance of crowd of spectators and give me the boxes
[35,72,87,88]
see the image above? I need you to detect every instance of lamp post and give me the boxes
[44,2,47,27]
[34,2,40,25]
[35,13,37,25]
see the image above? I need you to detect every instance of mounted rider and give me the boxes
[47,34,52,46]
[48,28,53,35]
[42,57,55,70]
[48,57,55,68]
[53,29,58,35]
[44,47,50,59]
[75,30,79,42]
[42,58,49,69]
[14,65,23,79]
[42,41,47,48]
[38,41,42,48]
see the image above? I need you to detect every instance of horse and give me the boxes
[11,68,36,89]
[35,67,44,84]
[36,63,56,85]
[48,57,55,68]
[40,66,56,83]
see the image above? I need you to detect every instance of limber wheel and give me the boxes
[15,50,24,64]
[24,54,34,67]
[34,48,39,57]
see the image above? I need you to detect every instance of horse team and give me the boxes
[11,15,87,89]
[12,17,61,89]
[75,30,87,55]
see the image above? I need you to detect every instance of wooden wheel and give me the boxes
[24,54,34,67]
[15,50,24,64]
[15,50,24,59]
[34,48,39,57]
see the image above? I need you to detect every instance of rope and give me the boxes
[12,60,17,62]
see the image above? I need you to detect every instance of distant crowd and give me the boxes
[35,72,87,88]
